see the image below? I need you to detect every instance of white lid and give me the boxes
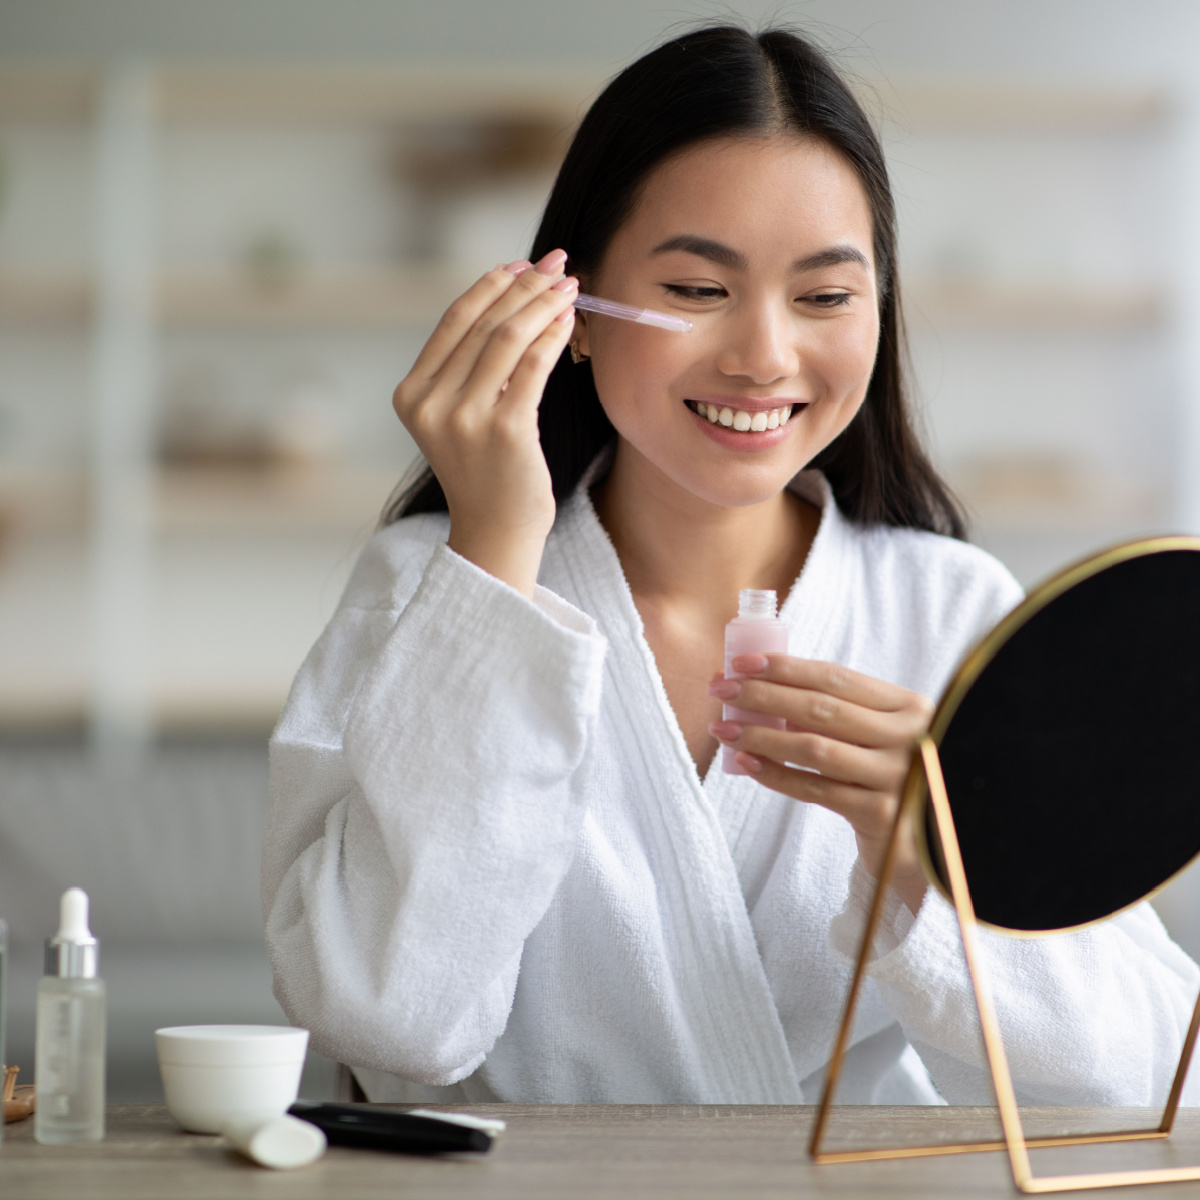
[155,1025,309,1066]
[223,1114,327,1169]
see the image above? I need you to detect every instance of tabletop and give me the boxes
[3,1103,1200,1199]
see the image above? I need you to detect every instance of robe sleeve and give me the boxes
[262,534,607,1085]
[831,859,1200,1104]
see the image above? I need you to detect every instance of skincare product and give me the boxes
[722,589,789,775]
[223,1113,327,1169]
[35,887,106,1143]
[0,915,6,1144]
[155,1024,308,1133]
[289,1101,504,1154]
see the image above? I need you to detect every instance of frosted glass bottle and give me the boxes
[722,589,789,775]
[35,888,106,1143]
[1,915,7,1145]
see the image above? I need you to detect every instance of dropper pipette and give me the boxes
[573,293,693,333]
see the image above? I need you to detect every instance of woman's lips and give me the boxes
[683,398,806,448]
[685,399,795,431]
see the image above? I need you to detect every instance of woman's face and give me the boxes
[580,135,880,509]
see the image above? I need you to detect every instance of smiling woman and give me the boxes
[263,24,1200,1111]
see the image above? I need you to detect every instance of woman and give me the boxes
[263,25,1200,1105]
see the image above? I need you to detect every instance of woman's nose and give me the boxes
[713,304,800,384]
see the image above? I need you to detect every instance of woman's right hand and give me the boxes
[392,249,578,597]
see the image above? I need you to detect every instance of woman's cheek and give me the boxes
[827,310,881,394]
[590,325,689,430]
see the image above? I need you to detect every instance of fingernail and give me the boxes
[709,720,742,742]
[504,259,531,275]
[731,654,769,675]
[707,678,742,700]
[552,275,578,293]
[555,306,576,324]
[737,752,764,775]
[535,248,568,275]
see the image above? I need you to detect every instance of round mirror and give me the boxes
[914,537,1200,933]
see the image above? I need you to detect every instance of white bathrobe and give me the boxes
[263,469,1200,1106]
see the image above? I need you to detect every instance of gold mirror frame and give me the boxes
[810,536,1200,1193]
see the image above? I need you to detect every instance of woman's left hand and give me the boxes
[708,654,934,913]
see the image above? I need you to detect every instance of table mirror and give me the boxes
[811,537,1200,1195]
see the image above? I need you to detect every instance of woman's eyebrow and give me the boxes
[794,245,869,272]
[651,235,747,270]
[650,235,869,274]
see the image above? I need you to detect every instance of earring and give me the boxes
[569,340,590,365]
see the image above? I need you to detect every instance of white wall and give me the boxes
[1,0,1198,1096]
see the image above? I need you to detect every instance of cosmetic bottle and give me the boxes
[35,888,106,1143]
[722,589,789,775]
[1,915,7,1144]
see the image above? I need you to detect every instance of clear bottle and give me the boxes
[35,888,106,1143]
[722,589,790,775]
[1,915,7,1145]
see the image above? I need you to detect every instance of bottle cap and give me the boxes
[44,887,99,979]
[737,589,778,620]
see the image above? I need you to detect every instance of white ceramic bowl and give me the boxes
[155,1024,309,1134]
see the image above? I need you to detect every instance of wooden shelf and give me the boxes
[158,266,467,331]
[867,80,1169,132]
[154,463,399,533]
[0,63,604,124]
[905,280,1164,330]
[950,457,1168,537]
[156,64,604,125]
[0,266,470,329]
[0,64,1167,133]
[0,462,402,534]
[0,268,1169,332]
[0,269,92,325]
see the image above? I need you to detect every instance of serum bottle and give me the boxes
[722,589,789,775]
[35,887,106,1143]
[1,914,7,1145]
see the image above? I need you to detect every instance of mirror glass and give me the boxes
[921,541,1200,933]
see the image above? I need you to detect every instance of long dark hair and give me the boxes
[386,23,965,538]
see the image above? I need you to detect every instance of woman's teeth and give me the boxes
[687,401,793,431]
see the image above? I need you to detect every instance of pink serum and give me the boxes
[722,589,789,775]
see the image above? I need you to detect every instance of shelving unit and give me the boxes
[0,61,1183,731]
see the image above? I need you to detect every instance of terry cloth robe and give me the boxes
[262,468,1200,1106]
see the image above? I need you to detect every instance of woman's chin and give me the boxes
[664,460,808,511]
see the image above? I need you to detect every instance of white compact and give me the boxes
[155,1024,309,1134]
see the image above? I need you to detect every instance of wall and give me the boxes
[1,0,1197,1099]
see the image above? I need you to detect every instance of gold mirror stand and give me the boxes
[809,736,1200,1193]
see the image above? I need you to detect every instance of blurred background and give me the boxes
[1,0,1198,1099]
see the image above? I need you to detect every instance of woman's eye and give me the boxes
[663,284,727,301]
[804,291,852,308]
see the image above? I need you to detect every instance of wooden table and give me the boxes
[3,1104,1199,1199]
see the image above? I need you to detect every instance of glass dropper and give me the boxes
[573,293,693,333]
